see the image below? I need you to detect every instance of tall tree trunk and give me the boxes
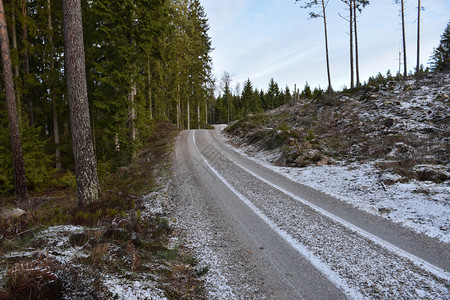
[21,0,33,125]
[0,0,27,199]
[353,0,360,86]
[227,95,230,123]
[62,0,99,206]
[10,0,21,121]
[177,82,181,129]
[11,1,19,78]
[176,56,181,129]
[48,0,62,170]
[321,0,332,93]
[147,60,152,119]
[349,0,354,89]
[187,99,190,130]
[197,104,200,129]
[401,0,407,77]
[416,0,421,74]
[129,85,136,141]
[205,98,208,126]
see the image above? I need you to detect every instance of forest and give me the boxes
[0,0,214,197]
[0,0,449,198]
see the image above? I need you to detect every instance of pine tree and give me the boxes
[429,22,450,71]
[353,0,369,86]
[0,0,28,199]
[296,0,332,93]
[416,0,423,74]
[395,0,408,77]
[63,0,99,206]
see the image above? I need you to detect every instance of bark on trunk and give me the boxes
[62,0,99,206]
[0,0,28,199]
[353,0,360,86]
[197,104,200,129]
[177,82,181,129]
[21,1,33,126]
[147,60,152,119]
[401,0,407,77]
[11,1,19,78]
[129,85,137,141]
[321,0,332,93]
[187,99,190,130]
[416,0,421,74]
[11,0,21,121]
[48,0,62,170]
[349,0,354,89]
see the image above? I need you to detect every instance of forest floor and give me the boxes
[0,121,207,299]
[225,72,449,243]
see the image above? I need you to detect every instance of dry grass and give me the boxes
[0,121,206,299]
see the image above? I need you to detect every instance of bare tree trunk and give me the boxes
[11,1,19,78]
[21,1,33,126]
[0,0,27,199]
[227,95,230,123]
[197,104,200,129]
[401,0,407,77]
[62,0,99,206]
[187,99,190,130]
[416,0,421,74]
[176,56,181,129]
[129,85,137,141]
[147,60,152,119]
[177,82,181,129]
[353,0,360,86]
[10,0,21,121]
[205,99,208,126]
[47,0,62,170]
[321,0,332,93]
[349,0,354,89]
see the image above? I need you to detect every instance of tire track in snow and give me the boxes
[193,131,363,299]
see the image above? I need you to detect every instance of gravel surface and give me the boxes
[170,129,449,299]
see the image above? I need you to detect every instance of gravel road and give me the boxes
[171,129,449,299]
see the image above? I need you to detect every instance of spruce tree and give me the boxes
[429,22,450,71]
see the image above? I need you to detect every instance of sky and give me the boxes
[200,0,450,94]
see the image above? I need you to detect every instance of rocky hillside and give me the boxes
[226,72,449,185]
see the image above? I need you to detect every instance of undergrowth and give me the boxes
[0,121,206,299]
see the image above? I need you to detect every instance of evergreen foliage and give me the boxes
[429,21,450,71]
[0,0,213,195]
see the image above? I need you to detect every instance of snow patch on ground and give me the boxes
[102,274,166,300]
[220,132,450,243]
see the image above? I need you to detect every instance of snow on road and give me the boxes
[219,128,450,243]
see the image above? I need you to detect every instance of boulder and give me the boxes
[0,207,26,219]
[413,165,449,183]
